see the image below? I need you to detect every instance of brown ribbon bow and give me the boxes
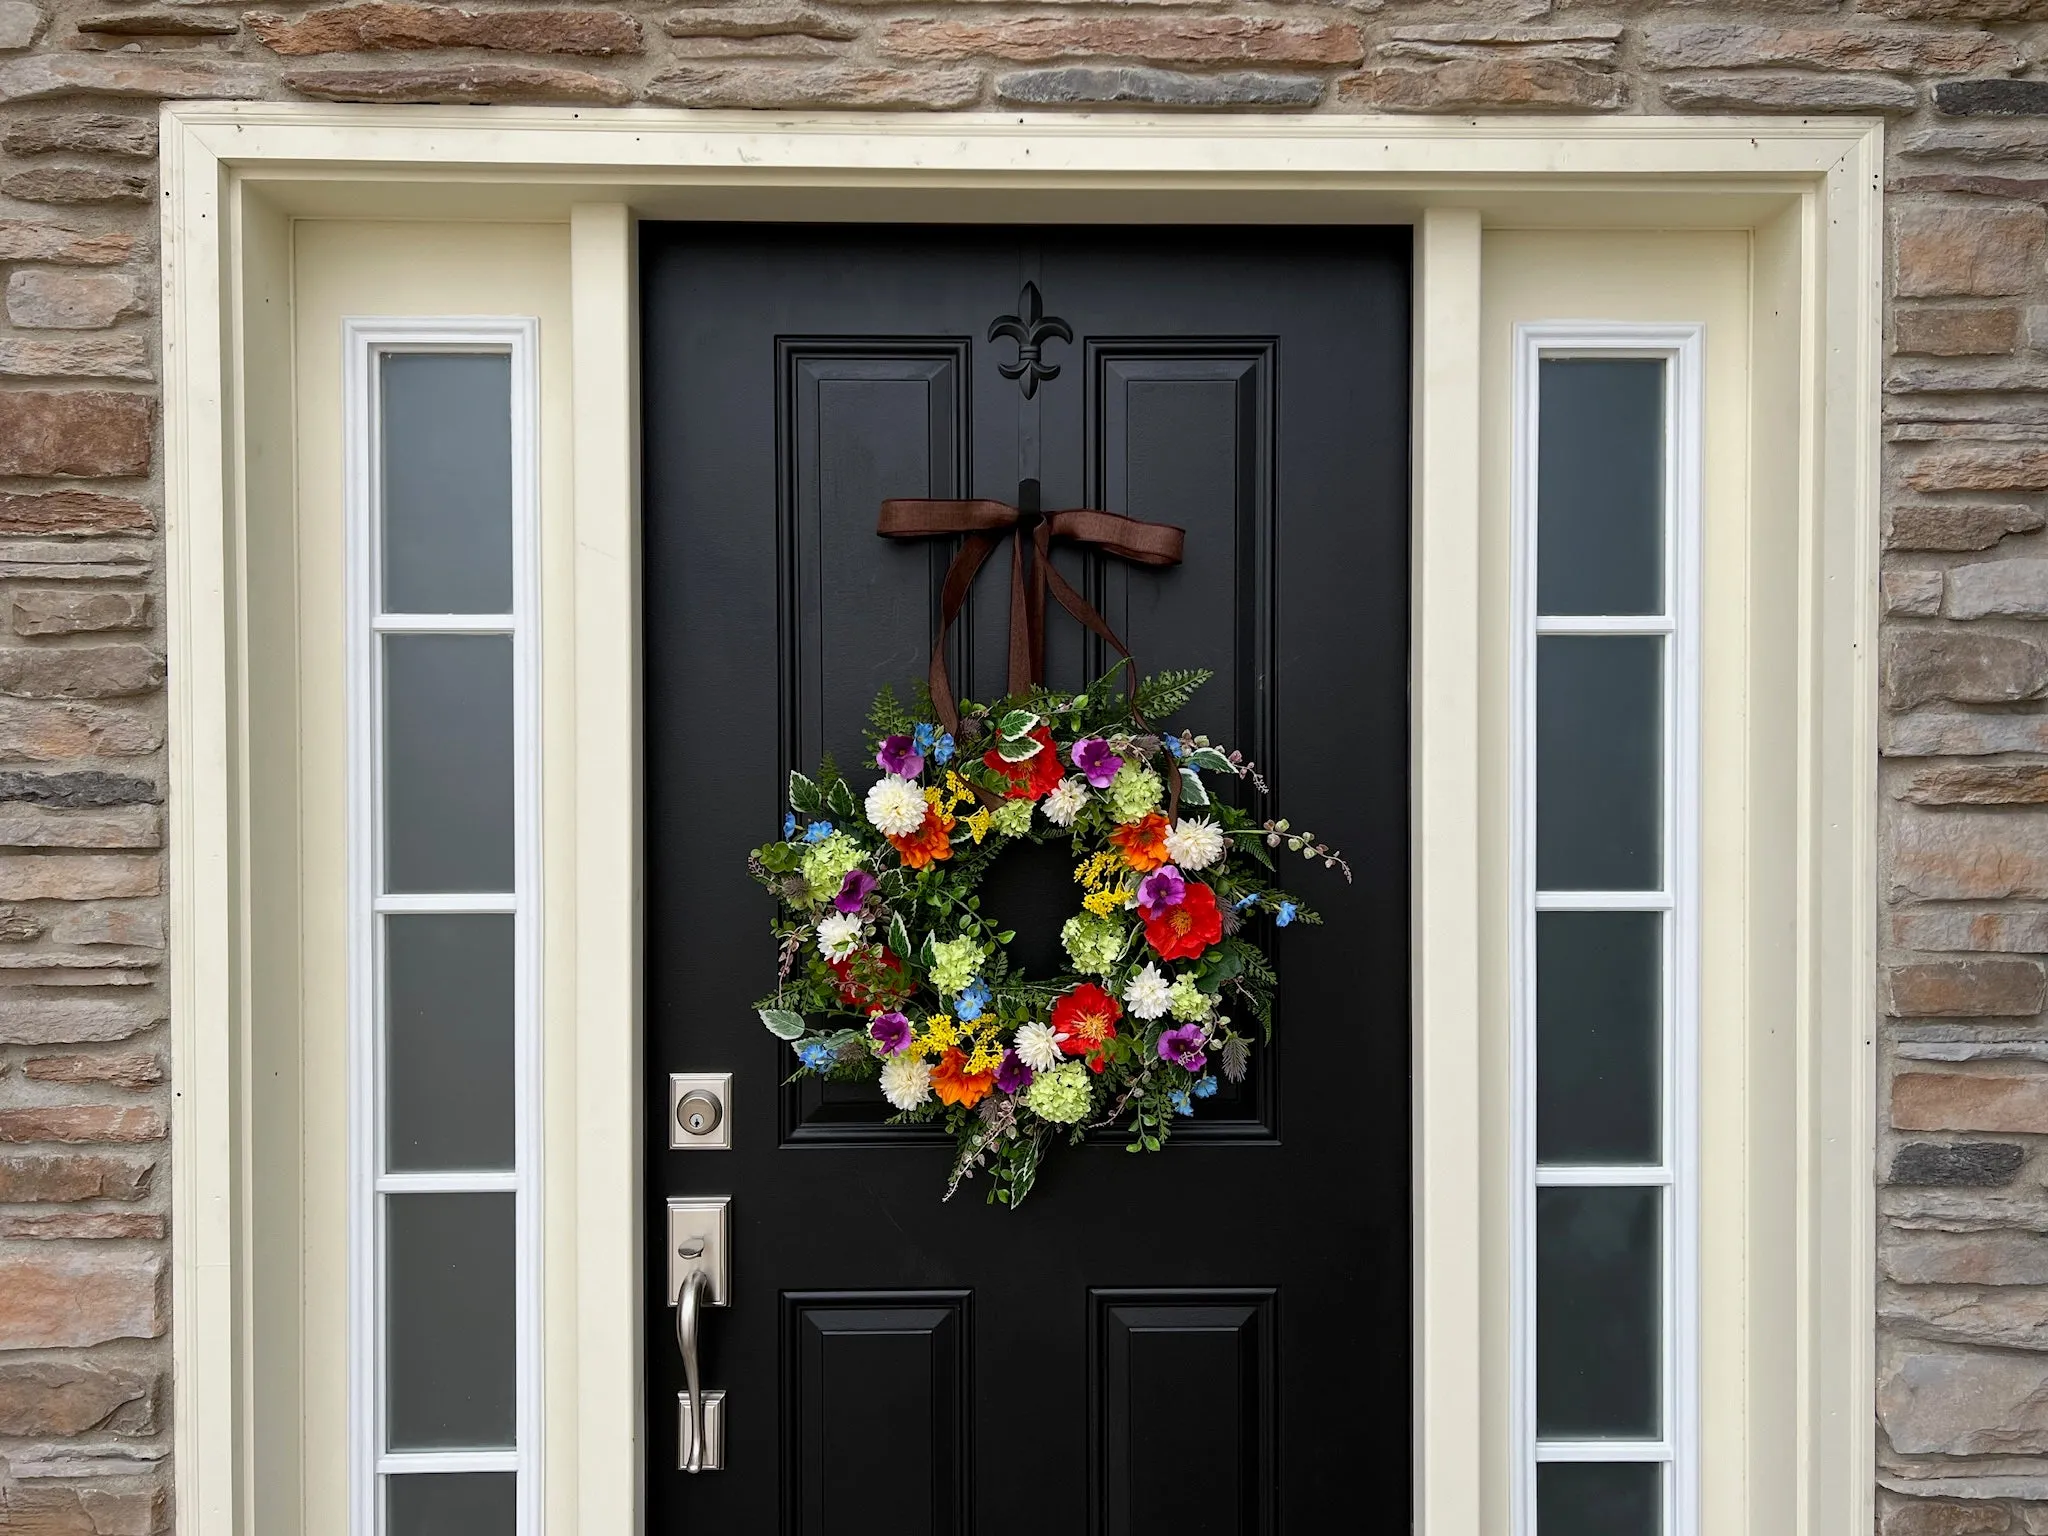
[876,495,1185,738]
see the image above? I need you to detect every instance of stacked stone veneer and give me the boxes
[0,0,2044,1528]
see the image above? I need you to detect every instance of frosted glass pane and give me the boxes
[388,1474,516,1536]
[1537,1185,1661,1439]
[387,1192,515,1449]
[1537,357,1665,618]
[1537,911,1661,1166]
[383,635,514,894]
[1537,636,1662,891]
[385,914,514,1173]
[1538,1463,1660,1536]
[380,353,513,615]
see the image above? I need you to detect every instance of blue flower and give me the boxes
[1275,901,1297,928]
[1193,1073,1219,1100]
[803,820,835,842]
[955,979,991,1022]
[1168,1087,1194,1117]
[783,812,798,839]
[796,1041,835,1071]
[1165,736,1188,760]
[915,722,957,765]
[1234,892,1260,911]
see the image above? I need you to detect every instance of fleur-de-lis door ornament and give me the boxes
[987,281,1073,400]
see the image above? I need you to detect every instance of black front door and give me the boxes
[642,224,1411,1533]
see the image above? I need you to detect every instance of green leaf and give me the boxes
[758,1008,808,1040]
[825,778,856,820]
[1187,747,1234,775]
[889,912,915,961]
[997,709,1040,740]
[788,771,823,818]
[996,735,1044,762]
[1177,768,1210,807]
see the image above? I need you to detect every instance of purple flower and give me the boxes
[1136,865,1187,917]
[833,868,876,914]
[869,1011,913,1056]
[1157,1023,1207,1072]
[1071,736,1123,789]
[994,1049,1034,1095]
[876,734,924,778]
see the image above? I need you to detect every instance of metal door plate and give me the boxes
[668,1072,733,1150]
[677,1389,726,1472]
[666,1195,730,1306]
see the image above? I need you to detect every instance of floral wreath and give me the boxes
[751,663,1348,1207]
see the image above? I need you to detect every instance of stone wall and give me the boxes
[0,0,2043,1527]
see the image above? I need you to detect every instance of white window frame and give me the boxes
[342,317,545,1536]
[1509,322,1704,1536]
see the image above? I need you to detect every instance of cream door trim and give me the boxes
[158,106,1882,1536]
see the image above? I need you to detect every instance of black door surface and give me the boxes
[642,224,1411,1534]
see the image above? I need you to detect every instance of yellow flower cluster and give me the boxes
[913,1011,1002,1071]
[1074,850,1135,918]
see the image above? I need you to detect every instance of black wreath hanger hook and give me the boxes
[989,282,1072,400]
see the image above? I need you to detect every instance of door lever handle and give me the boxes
[675,1268,712,1472]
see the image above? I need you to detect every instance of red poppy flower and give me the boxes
[1142,881,1222,962]
[1050,981,1122,1073]
[982,727,1064,801]
[930,1048,995,1109]
[828,946,906,1011]
[1110,812,1172,872]
[888,805,954,869]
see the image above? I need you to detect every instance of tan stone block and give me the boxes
[1339,57,1622,111]
[0,112,155,158]
[1895,1071,2048,1131]
[1897,205,2048,298]
[1907,444,2048,493]
[1897,307,2023,356]
[0,853,160,900]
[1880,1494,2013,1535]
[1892,907,2048,950]
[663,3,856,39]
[1885,630,2048,707]
[0,1361,155,1436]
[0,335,155,381]
[0,222,131,266]
[0,1104,166,1143]
[1948,558,2048,619]
[0,803,161,848]
[22,1052,164,1088]
[48,904,162,948]
[0,904,42,941]
[1886,569,1944,615]
[1378,23,1622,64]
[1876,0,2048,16]
[0,491,151,536]
[880,15,1362,66]
[0,700,161,759]
[647,61,982,108]
[0,538,150,582]
[0,52,268,102]
[0,1152,151,1201]
[250,2,640,55]
[77,1486,169,1536]
[1901,764,2048,806]
[76,9,236,34]
[0,998,163,1047]
[0,166,149,206]
[0,392,152,479]
[284,61,636,103]
[1882,1350,2048,1456]
[0,647,163,702]
[1888,503,2045,551]
[0,1251,164,1347]
[1642,23,2019,74]
[10,589,151,637]
[0,1211,164,1239]
[6,271,145,330]
[1658,70,1919,112]
[1883,958,2047,1016]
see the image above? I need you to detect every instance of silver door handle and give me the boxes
[675,1268,712,1472]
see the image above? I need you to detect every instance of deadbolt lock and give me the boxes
[669,1073,732,1150]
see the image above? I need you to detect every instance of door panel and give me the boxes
[642,224,1410,1533]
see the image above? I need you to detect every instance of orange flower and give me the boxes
[1109,812,1172,872]
[930,1047,995,1109]
[889,805,955,869]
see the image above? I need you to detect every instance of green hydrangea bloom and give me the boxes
[1023,1060,1092,1125]
[799,833,865,900]
[1167,974,1215,1022]
[1105,763,1163,824]
[991,799,1034,837]
[928,935,986,997]
[1061,913,1126,977]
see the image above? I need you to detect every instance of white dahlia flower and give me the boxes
[1122,962,1175,1021]
[1164,816,1228,872]
[814,911,863,960]
[1042,777,1089,828]
[1013,1020,1065,1073]
[865,774,928,837]
[880,1054,934,1111]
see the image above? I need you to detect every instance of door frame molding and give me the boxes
[159,105,1881,1536]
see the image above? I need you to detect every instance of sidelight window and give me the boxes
[346,322,542,1536]
[1511,326,1701,1536]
